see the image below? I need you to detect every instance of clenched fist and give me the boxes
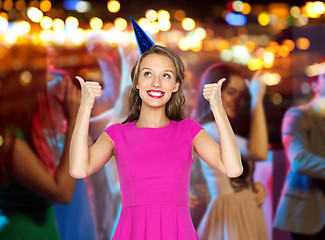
[75,76,102,109]
[203,78,226,110]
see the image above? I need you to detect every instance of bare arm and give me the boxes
[243,72,268,161]
[10,79,79,203]
[69,76,114,179]
[193,79,243,178]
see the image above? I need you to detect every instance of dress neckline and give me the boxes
[133,120,174,129]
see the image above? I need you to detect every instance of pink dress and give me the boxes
[105,119,202,240]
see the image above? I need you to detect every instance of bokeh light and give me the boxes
[145,9,157,21]
[107,0,120,13]
[296,37,310,50]
[114,17,127,31]
[40,0,52,12]
[182,18,195,31]
[65,16,79,31]
[27,7,43,23]
[90,17,103,30]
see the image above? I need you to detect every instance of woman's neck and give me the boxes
[136,105,170,128]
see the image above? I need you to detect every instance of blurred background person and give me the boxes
[44,47,97,240]
[85,38,137,239]
[273,59,325,240]
[0,60,79,239]
[183,70,210,229]
[195,62,269,240]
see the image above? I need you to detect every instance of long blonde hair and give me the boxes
[123,45,185,123]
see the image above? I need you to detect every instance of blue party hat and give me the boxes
[131,17,155,55]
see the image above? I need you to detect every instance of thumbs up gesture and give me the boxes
[203,78,226,110]
[75,76,102,109]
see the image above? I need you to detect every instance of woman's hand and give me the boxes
[76,76,102,109]
[189,193,200,209]
[253,181,266,207]
[245,71,266,103]
[203,78,226,110]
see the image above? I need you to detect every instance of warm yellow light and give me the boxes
[314,1,325,14]
[297,14,309,26]
[17,21,31,35]
[179,38,190,51]
[157,10,170,20]
[70,28,85,46]
[145,9,157,21]
[139,18,151,31]
[278,45,290,57]
[20,71,33,86]
[0,135,3,147]
[264,73,281,86]
[3,0,14,11]
[282,39,295,51]
[40,29,54,42]
[15,0,26,11]
[114,17,127,31]
[4,31,18,45]
[174,9,185,21]
[263,51,275,64]
[65,16,79,31]
[182,18,195,31]
[0,12,9,20]
[40,16,52,30]
[0,17,8,31]
[149,21,159,34]
[216,40,229,51]
[53,30,66,45]
[242,3,251,14]
[29,0,39,8]
[158,19,171,31]
[296,37,310,50]
[272,93,283,105]
[107,0,120,13]
[245,41,256,52]
[27,7,43,23]
[247,58,264,71]
[258,12,270,26]
[40,0,51,12]
[290,6,301,18]
[90,17,103,30]
[194,27,207,40]
[305,2,321,18]
[52,18,65,31]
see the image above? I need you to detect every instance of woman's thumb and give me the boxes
[75,76,85,87]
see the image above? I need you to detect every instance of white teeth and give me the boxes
[148,91,163,96]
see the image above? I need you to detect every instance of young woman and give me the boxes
[0,67,80,239]
[69,45,242,239]
[195,63,269,240]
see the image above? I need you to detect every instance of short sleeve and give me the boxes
[183,119,203,140]
[104,123,119,143]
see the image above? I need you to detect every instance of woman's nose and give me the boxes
[151,77,161,88]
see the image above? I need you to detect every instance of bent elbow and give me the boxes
[227,167,243,178]
[69,169,87,179]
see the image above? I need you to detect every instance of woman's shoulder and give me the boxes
[177,118,201,127]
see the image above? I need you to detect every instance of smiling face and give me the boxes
[136,53,180,109]
[221,74,248,120]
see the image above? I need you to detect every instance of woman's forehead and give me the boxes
[226,75,247,91]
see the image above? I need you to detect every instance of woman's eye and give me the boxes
[162,73,170,78]
[144,72,152,77]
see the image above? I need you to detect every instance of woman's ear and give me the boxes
[172,81,180,93]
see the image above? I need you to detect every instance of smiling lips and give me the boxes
[147,90,165,99]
